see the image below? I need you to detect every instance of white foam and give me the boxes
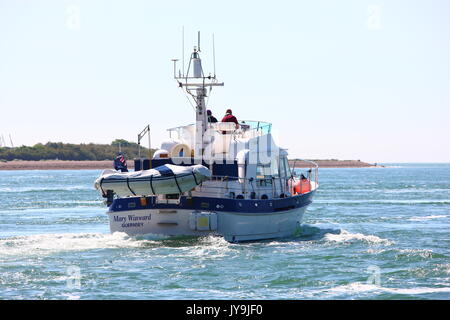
[408,215,447,221]
[323,230,393,245]
[0,186,91,193]
[325,282,450,297]
[325,282,381,295]
[316,199,450,205]
[395,248,435,259]
[181,235,236,259]
[61,293,82,300]
[0,232,145,258]
[389,287,450,295]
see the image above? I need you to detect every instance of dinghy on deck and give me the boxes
[94,164,211,197]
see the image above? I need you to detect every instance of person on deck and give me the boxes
[221,109,239,128]
[207,110,218,123]
[113,152,128,172]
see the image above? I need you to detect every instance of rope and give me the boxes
[191,171,199,185]
[99,177,106,196]
[126,177,136,196]
[149,175,155,195]
[173,174,182,194]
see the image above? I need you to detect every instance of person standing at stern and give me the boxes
[207,109,218,123]
[221,109,239,129]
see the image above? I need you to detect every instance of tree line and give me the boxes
[0,139,153,161]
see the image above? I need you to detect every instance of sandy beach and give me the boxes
[0,160,122,171]
[0,159,378,170]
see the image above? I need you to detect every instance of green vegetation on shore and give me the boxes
[0,141,377,168]
[0,139,153,161]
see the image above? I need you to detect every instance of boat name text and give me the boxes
[113,214,151,228]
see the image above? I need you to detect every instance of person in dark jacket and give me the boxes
[207,110,218,123]
[114,152,128,172]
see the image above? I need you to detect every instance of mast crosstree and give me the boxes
[172,31,224,161]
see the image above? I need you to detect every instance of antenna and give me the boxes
[171,58,178,78]
[212,33,216,78]
[9,134,13,148]
[173,30,224,158]
[182,26,185,77]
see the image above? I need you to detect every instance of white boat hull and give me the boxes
[107,205,308,242]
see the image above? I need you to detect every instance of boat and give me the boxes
[95,164,211,198]
[94,32,319,242]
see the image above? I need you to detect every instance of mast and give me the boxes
[173,31,224,162]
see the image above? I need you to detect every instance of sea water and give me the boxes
[0,164,449,299]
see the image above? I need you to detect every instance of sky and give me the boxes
[0,0,449,163]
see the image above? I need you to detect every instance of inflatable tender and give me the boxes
[95,164,211,197]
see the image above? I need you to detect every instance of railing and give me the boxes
[195,162,318,200]
[166,120,272,142]
[167,124,195,140]
[194,175,277,200]
[207,120,272,141]
[290,159,319,192]
[237,120,272,135]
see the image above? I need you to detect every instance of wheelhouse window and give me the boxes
[256,158,279,185]
[280,157,291,178]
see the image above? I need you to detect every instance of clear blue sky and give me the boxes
[1,0,449,162]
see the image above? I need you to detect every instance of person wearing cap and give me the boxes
[221,109,239,127]
[113,152,128,172]
[207,110,218,123]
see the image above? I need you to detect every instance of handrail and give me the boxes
[195,159,319,199]
[164,120,272,143]
[289,158,319,189]
[166,120,272,132]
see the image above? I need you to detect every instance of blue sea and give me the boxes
[0,164,449,300]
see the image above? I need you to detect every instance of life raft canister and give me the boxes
[293,179,311,194]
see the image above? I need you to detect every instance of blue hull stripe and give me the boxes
[108,191,316,214]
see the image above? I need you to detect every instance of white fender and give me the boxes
[236,149,250,183]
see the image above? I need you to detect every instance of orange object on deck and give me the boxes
[293,179,311,194]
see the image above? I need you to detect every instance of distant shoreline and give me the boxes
[0,160,119,171]
[289,159,381,168]
[0,159,381,170]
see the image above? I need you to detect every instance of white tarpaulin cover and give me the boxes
[94,164,211,197]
